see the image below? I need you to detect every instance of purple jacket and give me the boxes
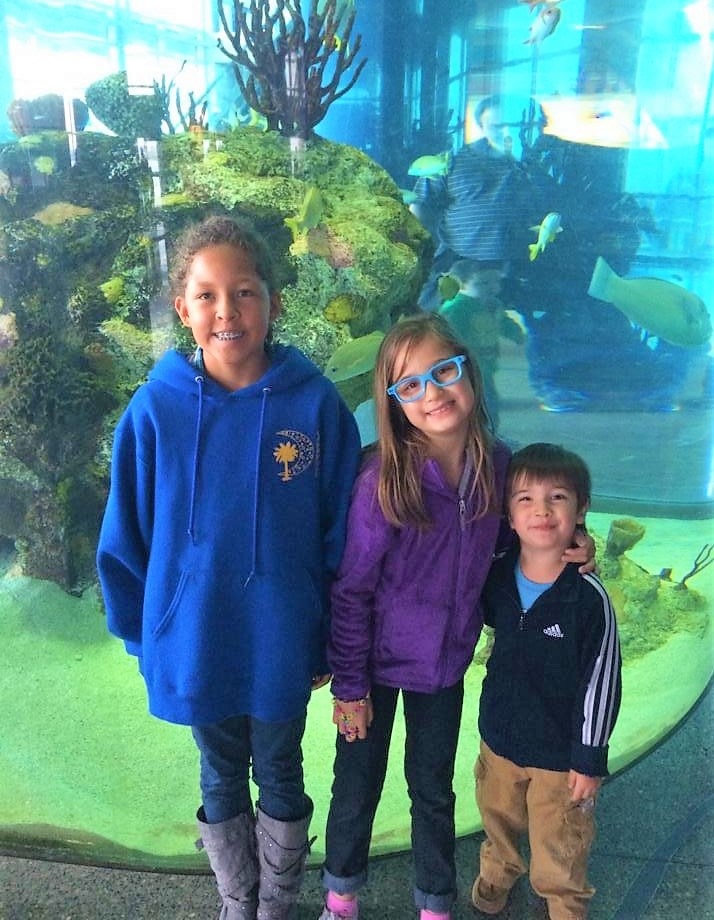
[328,442,511,699]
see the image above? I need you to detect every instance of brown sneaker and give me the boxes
[471,875,510,915]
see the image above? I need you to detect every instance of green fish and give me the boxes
[437,274,461,302]
[587,256,712,348]
[407,152,451,178]
[324,331,385,383]
[324,293,365,324]
[284,186,325,242]
[100,276,125,305]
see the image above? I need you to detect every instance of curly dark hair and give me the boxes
[168,215,278,299]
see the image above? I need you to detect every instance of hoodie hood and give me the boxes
[148,343,322,397]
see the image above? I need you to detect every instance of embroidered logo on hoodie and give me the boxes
[273,429,315,481]
[543,624,565,638]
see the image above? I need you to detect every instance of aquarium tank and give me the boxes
[0,0,711,870]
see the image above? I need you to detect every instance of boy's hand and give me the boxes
[568,769,601,804]
[563,527,597,574]
[332,696,373,742]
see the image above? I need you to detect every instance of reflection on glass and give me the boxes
[0,0,711,869]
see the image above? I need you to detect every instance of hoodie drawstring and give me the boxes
[187,374,205,543]
[244,386,271,588]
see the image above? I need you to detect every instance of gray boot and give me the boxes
[255,802,314,920]
[196,807,260,920]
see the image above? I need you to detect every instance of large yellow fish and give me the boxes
[324,331,384,383]
[528,212,562,261]
[587,256,712,348]
[284,186,324,242]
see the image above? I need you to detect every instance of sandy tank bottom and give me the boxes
[0,511,711,870]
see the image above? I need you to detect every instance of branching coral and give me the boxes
[676,543,713,590]
[217,0,367,139]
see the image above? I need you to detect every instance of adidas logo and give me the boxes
[543,624,564,639]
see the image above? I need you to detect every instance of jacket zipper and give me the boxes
[440,460,472,684]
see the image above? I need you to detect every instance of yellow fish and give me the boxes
[324,331,385,383]
[587,256,712,348]
[284,186,324,242]
[528,211,562,261]
[324,293,365,324]
[32,202,94,226]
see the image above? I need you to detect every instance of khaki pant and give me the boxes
[475,741,596,920]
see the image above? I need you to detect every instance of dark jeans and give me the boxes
[191,712,309,823]
[322,680,464,912]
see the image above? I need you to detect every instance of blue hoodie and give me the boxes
[97,345,361,726]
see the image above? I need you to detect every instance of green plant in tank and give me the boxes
[217,0,367,139]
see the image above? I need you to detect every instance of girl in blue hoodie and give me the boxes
[318,315,593,920]
[97,215,361,920]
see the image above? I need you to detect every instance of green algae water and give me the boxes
[0,0,712,870]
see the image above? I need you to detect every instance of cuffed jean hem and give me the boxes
[413,886,454,913]
[321,866,367,896]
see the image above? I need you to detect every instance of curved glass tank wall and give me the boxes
[0,0,711,870]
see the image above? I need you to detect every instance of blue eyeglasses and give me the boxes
[387,355,467,404]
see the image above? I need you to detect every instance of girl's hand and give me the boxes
[562,527,597,574]
[332,696,373,742]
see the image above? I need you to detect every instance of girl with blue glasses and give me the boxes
[317,314,595,920]
[386,354,467,403]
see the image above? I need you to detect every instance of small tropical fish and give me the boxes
[524,5,561,44]
[33,155,56,175]
[437,274,462,303]
[284,186,324,242]
[407,152,451,178]
[32,201,94,226]
[100,276,125,305]
[324,331,385,383]
[528,212,563,261]
[399,188,419,205]
[236,106,268,130]
[324,293,365,324]
[587,256,712,348]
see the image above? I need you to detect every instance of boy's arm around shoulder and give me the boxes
[96,405,153,656]
[571,573,622,777]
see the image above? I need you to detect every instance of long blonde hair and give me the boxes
[373,314,498,527]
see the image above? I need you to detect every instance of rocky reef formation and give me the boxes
[596,522,708,661]
[0,120,429,591]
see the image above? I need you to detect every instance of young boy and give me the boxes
[472,442,621,920]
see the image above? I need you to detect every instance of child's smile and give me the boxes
[174,242,281,391]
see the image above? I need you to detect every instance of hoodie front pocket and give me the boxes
[152,570,189,638]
